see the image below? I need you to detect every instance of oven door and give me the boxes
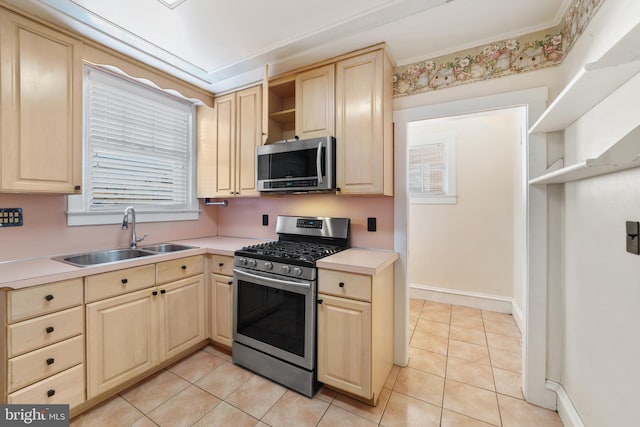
[233,267,316,370]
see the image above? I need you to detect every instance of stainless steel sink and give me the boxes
[53,248,155,267]
[140,243,197,253]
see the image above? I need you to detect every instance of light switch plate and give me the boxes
[626,221,639,255]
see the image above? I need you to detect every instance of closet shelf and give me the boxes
[529,22,640,134]
[529,124,640,184]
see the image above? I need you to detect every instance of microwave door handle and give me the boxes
[316,141,323,183]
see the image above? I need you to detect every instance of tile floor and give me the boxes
[70,299,563,426]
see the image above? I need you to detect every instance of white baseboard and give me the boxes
[546,381,585,427]
[511,300,524,335]
[409,283,513,313]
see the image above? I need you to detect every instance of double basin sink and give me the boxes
[53,243,197,267]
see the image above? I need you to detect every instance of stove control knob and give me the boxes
[264,262,273,270]
[247,259,257,268]
[293,267,303,277]
[238,258,247,266]
[282,265,291,274]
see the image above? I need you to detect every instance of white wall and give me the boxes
[407,108,523,299]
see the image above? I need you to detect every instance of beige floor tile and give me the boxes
[408,347,447,377]
[450,313,485,331]
[71,396,144,427]
[486,332,521,353]
[168,350,227,383]
[410,329,449,355]
[333,386,391,424]
[450,325,487,346]
[482,310,516,325]
[120,370,190,414]
[498,394,563,427]
[415,318,450,338]
[380,391,441,427]
[443,380,501,426]
[421,303,452,323]
[393,366,444,406]
[192,401,257,427]
[195,361,254,399]
[484,320,520,337]
[489,347,521,373]
[147,385,220,427]
[441,409,497,427]
[448,340,491,365]
[316,386,338,403]
[446,357,495,391]
[452,305,483,317]
[410,298,425,313]
[130,416,159,427]
[384,365,401,389]
[202,344,232,361]
[319,405,378,427]
[493,367,523,399]
[262,390,329,427]
[226,374,286,419]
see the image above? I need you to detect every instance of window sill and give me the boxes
[66,210,200,226]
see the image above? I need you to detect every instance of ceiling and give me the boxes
[5,0,571,94]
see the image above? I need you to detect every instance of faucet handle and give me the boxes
[136,233,149,244]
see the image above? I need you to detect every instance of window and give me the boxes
[407,127,456,204]
[68,65,198,225]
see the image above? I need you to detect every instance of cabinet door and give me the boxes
[317,293,372,399]
[86,288,158,399]
[336,50,392,195]
[159,275,206,360]
[296,64,335,139]
[196,104,216,197]
[212,93,236,197]
[0,10,82,193]
[236,85,262,197]
[210,273,233,347]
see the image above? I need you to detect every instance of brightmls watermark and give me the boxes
[1,405,69,426]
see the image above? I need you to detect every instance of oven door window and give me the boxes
[236,279,307,357]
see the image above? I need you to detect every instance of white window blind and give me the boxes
[408,143,446,195]
[67,66,198,225]
[407,127,456,204]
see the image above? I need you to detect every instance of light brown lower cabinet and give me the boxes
[209,254,235,348]
[317,265,394,405]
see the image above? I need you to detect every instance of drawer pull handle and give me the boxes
[44,294,55,301]
[47,389,55,397]
[46,326,54,334]
[338,282,345,288]
[152,291,158,296]
[181,265,187,270]
[219,262,224,267]
[317,299,323,304]
[121,278,128,284]
[46,358,55,365]
[160,289,166,294]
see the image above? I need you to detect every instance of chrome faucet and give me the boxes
[122,206,148,249]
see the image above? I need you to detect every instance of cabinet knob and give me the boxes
[161,289,166,294]
[46,358,55,365]
[227,281,233,286]
[218,262,224,267]
[46,326,54,334]
[74,185,81,191]
[152,291,158,296]
[44,294,55,302]
[121,278,128,284]
[181,265,187,270]
[47,389,56,397]
[338,282,345,288]
[317,299,323,304]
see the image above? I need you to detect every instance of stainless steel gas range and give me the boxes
[232,215,350,397]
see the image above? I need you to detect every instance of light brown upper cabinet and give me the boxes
[197,85,262,198]
[295,64,335,139]
[336,49,393,196]
[266,77,296,144]
[0,10,82,194]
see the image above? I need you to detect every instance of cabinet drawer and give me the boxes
[319,270,371,301]
[8,306,83,357]
[8,364,84,408]
[85,264,155,303]
[8,278,83,323]
[157,255,204,284]
[210,255,233,276]
[8,335,84,392]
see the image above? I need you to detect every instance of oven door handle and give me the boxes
[233,268,312,289]
[316,140,323,184]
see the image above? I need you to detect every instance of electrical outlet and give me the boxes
[367,217,377,232]
[626,221,639,254]
[262,214,269,226]
[0,208,23,227]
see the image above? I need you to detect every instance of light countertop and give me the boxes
[317,248,399,275]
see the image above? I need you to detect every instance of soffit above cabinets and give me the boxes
[4,0,568,93]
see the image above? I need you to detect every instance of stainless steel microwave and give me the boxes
[256,136,336,193]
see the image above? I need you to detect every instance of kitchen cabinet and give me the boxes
[266,77,296,143]
[317,265,394,405]
[335,49,393,196]
[197,85,262,198]
[209,255,234,348]
[4,278,85,408]
[0,9,82,194]
[295,64,335,139]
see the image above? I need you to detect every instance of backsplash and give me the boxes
[393,0,605,97]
